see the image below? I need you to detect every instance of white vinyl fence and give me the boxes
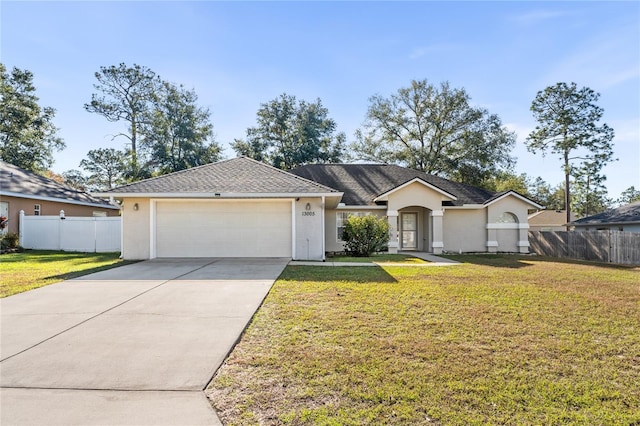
[19,210,121,253]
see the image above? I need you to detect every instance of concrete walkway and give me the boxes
[0,257,289,425]
[289,252,460,267]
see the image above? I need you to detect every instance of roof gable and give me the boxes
[102,157,341,196]
[483,190,543,209]
[373,177,457,202]
[0,161,118,209]
[290,164,496,206]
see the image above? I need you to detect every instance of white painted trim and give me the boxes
[442,204,485,209]
[335,205,387,210]
[387,210,399,217]
[388,241,399,248]
[518,241,530,247]
[484,191,543,209]
[120,207,124,259]
[96,191,342,199]
[150,200,156,259]
[0,190,120,210]
[432,241,444,248]
[321,196,326,260]
[430,210,444,217]
[373,178,457,202]
[486,240,499,247]
[487,223,530,230]
[149,198,294,204]
[291,199,296,260]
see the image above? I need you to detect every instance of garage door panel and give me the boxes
[156,201,291,258]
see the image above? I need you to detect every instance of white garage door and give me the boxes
[155,200,292,258]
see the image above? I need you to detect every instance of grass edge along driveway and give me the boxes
[207,255,640,425]
[0,250,132,298]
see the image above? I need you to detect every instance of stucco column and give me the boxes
[486,228,498,253]
[387,210,399,254]
[431,210,444,254]
[518,225,530,253]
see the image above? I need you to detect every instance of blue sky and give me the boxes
[2,1,639,200]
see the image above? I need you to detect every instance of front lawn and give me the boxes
[0,250,129,297]
[208,255,640,425]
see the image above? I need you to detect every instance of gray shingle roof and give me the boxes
[0,161,118,209]
[104,157,340,195]
[290,163,496,206]
[572,201,640,226]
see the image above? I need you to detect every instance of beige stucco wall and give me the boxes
[0,195,119,235]
[486,197,529,224]
[324,208,386,253]
[386,182,449,212]
[121,198,150,260]
[443,209,487,252]
[486,196,531,253]
[294,197,324,260]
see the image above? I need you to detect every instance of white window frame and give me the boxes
[34,204,41,216]
[337,211,369,242]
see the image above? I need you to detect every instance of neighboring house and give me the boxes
[0,161,120,235]
[100,157,542,260]
[571,201,640,232]
[528,210,575,232]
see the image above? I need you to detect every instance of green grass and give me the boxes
[207,255,640,425]
[0,250,131,297]
[327,253,427,263]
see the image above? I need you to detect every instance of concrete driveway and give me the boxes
[0,257,289,425]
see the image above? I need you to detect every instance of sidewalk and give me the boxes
[289,253,460,267]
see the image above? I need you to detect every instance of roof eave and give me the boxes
[1,190,120,210]
[95,191,343,199]
[572,220,640,227]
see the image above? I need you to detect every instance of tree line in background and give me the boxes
[1,62,638,218]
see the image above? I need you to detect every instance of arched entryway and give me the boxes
[398,206,432,252]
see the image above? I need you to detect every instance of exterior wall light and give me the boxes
[133,203,139,211]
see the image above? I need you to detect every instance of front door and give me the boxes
[401,212,417,250]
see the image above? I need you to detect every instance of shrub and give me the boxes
[0,232,20,250]
[343,215,389,257]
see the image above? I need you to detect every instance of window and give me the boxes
[337,211,367,241]
[34,204,41,216]
[496,212,517,223]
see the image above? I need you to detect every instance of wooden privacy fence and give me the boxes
[19,210,121,253]
[528,230,640,266]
